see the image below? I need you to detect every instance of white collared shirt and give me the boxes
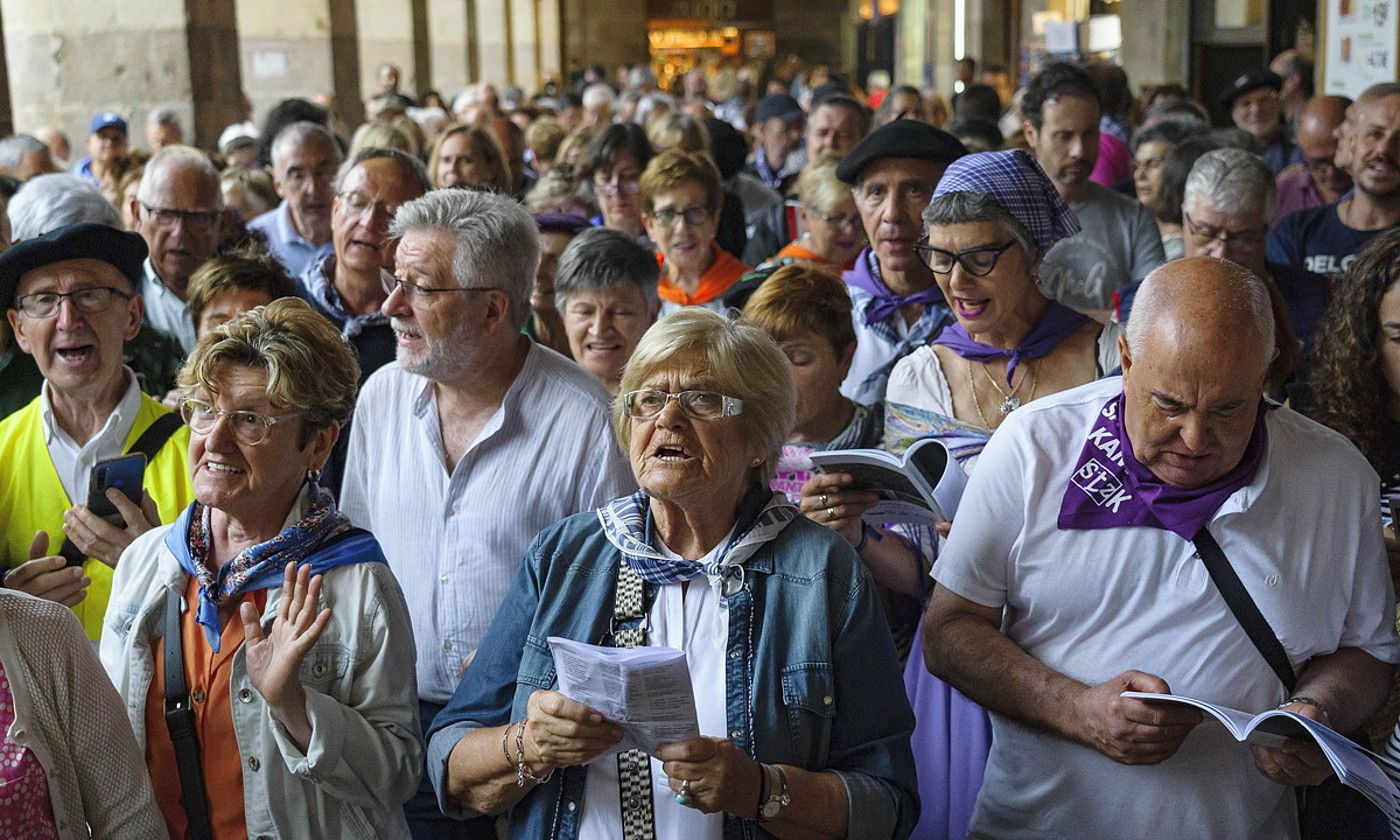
[139,258,196,352]
[39,367,142,505]
[339,343,636,703]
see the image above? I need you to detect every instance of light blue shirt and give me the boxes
[248,200,332,279]
[139,259,196,353]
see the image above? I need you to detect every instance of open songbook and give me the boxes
[1122,691,1399,822]
[810,437,970,526]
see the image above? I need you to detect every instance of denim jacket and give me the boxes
[426,509,918,840]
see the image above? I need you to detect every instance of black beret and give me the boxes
[0,223,148,310]
[835,118,969,185]
[754,94,803,125]
[1218,70,1283,110]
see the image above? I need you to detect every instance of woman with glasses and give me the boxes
[722,153,864,309]
[426,307,917,840]
[641,149,751,316]
[100,298,421,839]
[580,124,654,245]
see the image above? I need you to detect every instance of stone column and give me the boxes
[510,0,538,91]
[0,12,13,138]
[476,0,514,85]
[535,0,562,85]
[429,0,472,96]
[3,0,242,150]
[236,0,361,132]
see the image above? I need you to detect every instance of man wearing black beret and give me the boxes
[0,223,193,640]
[834,118,968,404]
[1220,70,1301,175]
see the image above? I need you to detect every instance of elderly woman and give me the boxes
[426,308,917,840]
[100,298,421,838]
[642,149,751,315]
[556,226,660,394]
[429,122,512,193]
[581,124,654,242]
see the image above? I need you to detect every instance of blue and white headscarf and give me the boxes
[598,486,799,589]
[932,149,1081,253]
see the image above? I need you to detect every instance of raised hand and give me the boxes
[63,489,161,568]
[5,531,88,606]
[240,562,332,747]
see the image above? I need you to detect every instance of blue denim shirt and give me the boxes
[426,509,918,839]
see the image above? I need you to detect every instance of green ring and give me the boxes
[676,793,693,806]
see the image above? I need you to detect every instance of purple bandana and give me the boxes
[844,249,947,326]
[1057,393,1271,540]
[932,300,1088,386]
[933,150,1081,253]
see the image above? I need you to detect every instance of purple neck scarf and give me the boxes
[844,249,946,326]
[1057,393,1271,541]
[932,300,1088,386]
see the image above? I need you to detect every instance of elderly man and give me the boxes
[834,118,966,404]
[144,108,184,151]
[131,145,224,352]
[1274,95,1353,218]
[1269,83,1400,277]
[248,121,343,278]
[1220,71,1301,174]
[744,93,805,192]
[1023,62,1166,312]
[71,112,128,188]
[34,126,70,166]
[0,224,193,641]
[0,134,59,181]
[376,62,417,110]
[924,256,1399,838]
[339,189,634,838]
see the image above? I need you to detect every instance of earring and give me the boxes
[306,468,323,487]
[751,457,763,467]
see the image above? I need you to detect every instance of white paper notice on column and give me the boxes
[1325,0,1398,98]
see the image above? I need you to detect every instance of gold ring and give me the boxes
[818,493,829,508]
[826,506,837,521]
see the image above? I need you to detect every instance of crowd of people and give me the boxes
[0,45,1396,840]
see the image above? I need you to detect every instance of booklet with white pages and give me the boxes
[548,636,700,756]
[809,437,968,525]
[1122,690,1399,821]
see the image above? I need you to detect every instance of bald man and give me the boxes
[923,257,1398,838]
[1274,96,1353,218]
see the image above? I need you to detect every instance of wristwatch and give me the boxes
[757,763,791,822]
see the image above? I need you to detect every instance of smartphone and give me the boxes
[87,453,147,527]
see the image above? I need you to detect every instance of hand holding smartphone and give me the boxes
[86,453,147,528]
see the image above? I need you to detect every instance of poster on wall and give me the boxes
[1325,0,1398,98]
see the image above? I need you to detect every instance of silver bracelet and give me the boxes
[513,721,554,787]
[1279,696,1332,724]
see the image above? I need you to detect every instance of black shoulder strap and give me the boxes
[161,589,215,840]
[1192,526,1298,693]
[127,411,183,462]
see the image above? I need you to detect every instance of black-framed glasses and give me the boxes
[622,389,744,420]
[1182,212,1266,248]
[179,399,300,445]
[382,275,504,307]
[337,191,402,222]
[914,240,1017,276]
[648,205,711,228]
[141,203,220,231]
[15,287,132,318]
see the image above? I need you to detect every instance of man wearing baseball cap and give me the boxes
[0,223,192,640]
[745,93,806,192]
[1220,71,1301,174]
[72,111,129,188]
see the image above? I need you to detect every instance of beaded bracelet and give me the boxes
[513,721,555,787]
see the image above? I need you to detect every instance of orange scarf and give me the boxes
[773,241,857,272]
[656,244,752,306]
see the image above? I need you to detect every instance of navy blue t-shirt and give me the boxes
[1267,203,1385,276]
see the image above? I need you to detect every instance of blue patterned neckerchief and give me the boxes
[752,149,785,190]
[598,485,799,590]
[165,483,380,650]
[302,254,390,340]
[848,251,953,397]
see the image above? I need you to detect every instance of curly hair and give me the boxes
[1306,226,1400,474]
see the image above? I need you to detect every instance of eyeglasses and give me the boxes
[180,398,300,445]
[648,205,711,228]
[15,287,132,318]
[622,389,744,421]
[593,176,641,197]
[338,191,402,222]
[1183,212,1266,248]
[382,275,503,307]
[914,240,1017,276]
[807,208,862,230]
[141,203,220,231]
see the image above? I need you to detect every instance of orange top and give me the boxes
[145,576,267,840]
[774,240,857,272]
[656,244,751,307]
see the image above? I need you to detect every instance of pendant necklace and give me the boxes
[970,357,1037,418]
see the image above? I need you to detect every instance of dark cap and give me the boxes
[89,111,128,135]
[755,94,803,125]
[1218,71,1283,109]
[534,213,593,236]
[0,223,148,309]
[835,118,969,184]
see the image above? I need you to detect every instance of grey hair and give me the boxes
[270,121,341,172]
[333,146,431,194]
[554,227,660,310]
[1126,259,1275,369]
[9,174,121,241]
[390,189,539,328]
[583,84,618,112]
[0,134,49,171]
[922,191,1043,266]
[137,145,224,209]
[1183,148,1275,220]
[147,107,181,128]
[627,66,658,90]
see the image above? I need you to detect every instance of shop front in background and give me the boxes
[646,0,775,95]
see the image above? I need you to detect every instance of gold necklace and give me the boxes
[966,358,995,429]
[971,357,1038,418]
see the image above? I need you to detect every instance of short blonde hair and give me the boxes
[742,264,855,355]
[646,112,710,155]
[794,152,853,215]
[178,297,360,430]
[525,119,567,166]
[640,148,723,215]
[349,121,417,158]
[613,308,795,486]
